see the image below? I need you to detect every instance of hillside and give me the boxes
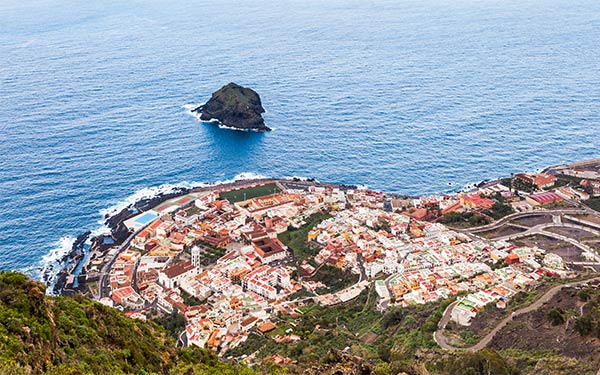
[0,271,253,375]
[2,271,598,375]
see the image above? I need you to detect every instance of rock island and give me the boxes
[193,83,270,131]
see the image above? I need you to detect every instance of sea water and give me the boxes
[0,0,599,279]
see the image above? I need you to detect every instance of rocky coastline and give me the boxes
[52,188,191,295]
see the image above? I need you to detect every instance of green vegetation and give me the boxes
[227,288,467,373]
[185,206,202,216]
[554,173,583,188]
[152,311,186,339]
[513,178,535,193]
[573,286,600,337]
[460,329,477,345]
[546,307,566,326]
[499,178,513,188]
[440,211,490,228]
[574,314,595,336]
[583,197,600,213]
[171,347,255,375]
[0,271,254,375]
[278,211,332,262]
[228,288,383,362]
[194,243,227,266]
[576,288,592,302]
[311,265,357,293]
[433,350,513,375]
[288,289,314,300]
[2,270,595,375]
[181,290,205,307]
[219,183,281,203]
[484,202,514,220]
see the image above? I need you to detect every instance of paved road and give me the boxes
[357,254,368,282]
[96,229,139,299]
[434,276,600,352]
[455,209,587,234]
[495,222,600,241]
[492,221,600,262]
[564,215,600,230]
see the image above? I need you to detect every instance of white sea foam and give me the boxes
[98,183,194,220]
[182,103,205,121]
[461,183,477,192]
[217,123,265,132]
[182,102,205,111]
[184,104,270,132]
[40,172,270,292]
[282,175,314,182]
[99,172,269,221]
[40,236,76,294]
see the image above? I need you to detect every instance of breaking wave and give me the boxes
[39,172,269,292]
[39,236,76,291]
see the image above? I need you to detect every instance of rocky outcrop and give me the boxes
[193,83,270,131]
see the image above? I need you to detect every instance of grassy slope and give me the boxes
[278,211,332,262]
[0,271,253,375]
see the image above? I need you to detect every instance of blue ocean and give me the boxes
[1,0,599,280]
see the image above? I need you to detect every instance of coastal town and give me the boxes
[62,159,600,362]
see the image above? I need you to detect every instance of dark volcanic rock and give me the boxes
[193,82,270,131]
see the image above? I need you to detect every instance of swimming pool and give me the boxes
[135,212,157,226]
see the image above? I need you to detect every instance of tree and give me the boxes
[576,289,592,302]
[152,311,186,339]
[574,315,594,336]
[546,307,565,326]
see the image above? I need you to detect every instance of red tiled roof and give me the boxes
[162,260,195,278]
[241,316,258,327]
[533,173,556,187]
[527,191,563,204]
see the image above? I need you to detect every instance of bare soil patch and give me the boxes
[512,235,584,262]
[572,214,600,225]
[545,226,598,241]
[478,225,527,239]
[512,215,553,227]
[489,287,600,364]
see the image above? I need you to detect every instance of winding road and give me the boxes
[434,276,600,352]
[493,221,600,263]
[454,209,587,234]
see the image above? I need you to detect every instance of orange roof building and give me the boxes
[460,194,495,210]
[257,321,277,334]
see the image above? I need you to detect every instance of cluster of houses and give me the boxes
[302,201,569,314]
[97,174,582,354]
[451,246,567,326]
[399,172,593,217]
[101,182,381,353]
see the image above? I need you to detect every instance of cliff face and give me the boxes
[193,83,270,131]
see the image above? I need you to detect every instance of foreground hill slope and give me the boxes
[2,271,598,375]
[0,271,253,375]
